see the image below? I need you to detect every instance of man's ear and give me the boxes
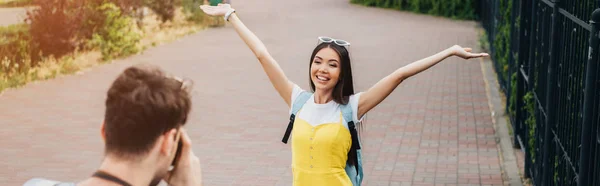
[101,121,106,143]
[161,128,179,155]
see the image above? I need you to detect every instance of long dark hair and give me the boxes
[309,42,354,105]
[309,42,362,166]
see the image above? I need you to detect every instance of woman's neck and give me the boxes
[313,89,333,104]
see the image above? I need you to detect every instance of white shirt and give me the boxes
[288,84,364,129]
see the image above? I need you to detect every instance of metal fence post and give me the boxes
[515,0,531,150]
[577,8,600,186]
[541,0,561,185]
[507,0,520,115]
[524,0,538,178]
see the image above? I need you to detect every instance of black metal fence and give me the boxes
[478,0,600,185]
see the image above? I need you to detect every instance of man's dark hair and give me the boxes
[103,64,192,159]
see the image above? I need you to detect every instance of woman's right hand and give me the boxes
[199,4,234,17]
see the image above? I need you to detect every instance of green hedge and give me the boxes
[523,91,536,163]
[182,0,207,23]
[493,0,513,83]
[21,0,199,63]
[145,0,181,22]
[0,24,35,92]
[90,3,141,61]
[350,0,477,20]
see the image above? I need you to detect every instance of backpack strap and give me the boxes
[341,104,364,186]
[282,91,312,144]
[340,104,361,150]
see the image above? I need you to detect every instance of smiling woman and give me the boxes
[199,4,488,186]
[309,40,353,105]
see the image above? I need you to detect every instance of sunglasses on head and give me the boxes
[318,36,350,47]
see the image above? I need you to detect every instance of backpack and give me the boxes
[281,91,364,186]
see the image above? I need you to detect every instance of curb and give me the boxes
[479,57,523,186]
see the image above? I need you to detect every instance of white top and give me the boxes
[289,84,364,129]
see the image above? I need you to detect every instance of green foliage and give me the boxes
[25,0,144,62]
[479,30,490,53]
[26,0,88,61]
[3,0,209,93]
[182,0,207,23]
[0,24,32,70]
[509,72,517,117]
[0,58,31,92]
[523,91,536,163]
[145,0,181,22]
[350,0,477,20]
[0,24,35,93]
[0,24,39,84]
[493,0,512,82]
[90,3,141,61]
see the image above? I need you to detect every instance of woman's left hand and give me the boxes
[199,3,233,17]
[449,45,489,59]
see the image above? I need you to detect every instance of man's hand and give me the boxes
[165,129,202,186]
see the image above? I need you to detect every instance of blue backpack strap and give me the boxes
[340,104,364,186]
[282,91,312,144]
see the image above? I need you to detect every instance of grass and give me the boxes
[0,50,102,93]
[139,7,207,49]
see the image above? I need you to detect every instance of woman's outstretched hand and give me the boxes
[449,45,489,59]
[199,4,233,17]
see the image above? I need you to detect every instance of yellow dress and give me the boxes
[291,112,352,186]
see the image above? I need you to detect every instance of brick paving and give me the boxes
[0,0,504,185]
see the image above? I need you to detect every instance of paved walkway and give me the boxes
[0,0,503,185]
[0,7,27,26]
